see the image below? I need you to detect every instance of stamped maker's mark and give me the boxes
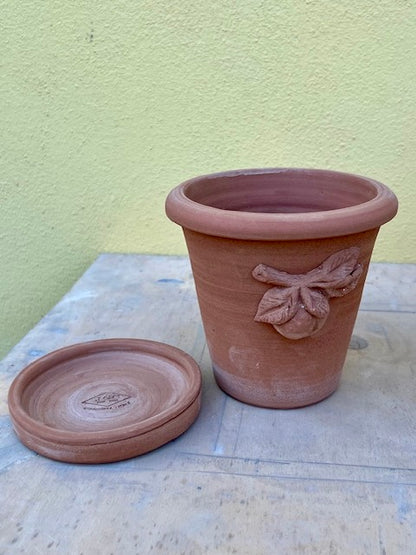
[82,392,132,411]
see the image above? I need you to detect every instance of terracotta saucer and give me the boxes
[8,338,202,463]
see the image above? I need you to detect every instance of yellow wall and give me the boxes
[1,1,415,357]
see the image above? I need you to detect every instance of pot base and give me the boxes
[213,363,341,409]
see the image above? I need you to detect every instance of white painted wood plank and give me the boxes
[360,262,415,312]
[1,255,415,554]
[1,458,414,554]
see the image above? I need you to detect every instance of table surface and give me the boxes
[1,254,415,554]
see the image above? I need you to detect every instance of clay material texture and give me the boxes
[166,168,398,408]
[8,338,202,463]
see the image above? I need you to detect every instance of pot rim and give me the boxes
[165,167,398,240]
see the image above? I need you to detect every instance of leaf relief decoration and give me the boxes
[252,247,363,340]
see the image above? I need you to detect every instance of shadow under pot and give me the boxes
[166,168,398,408]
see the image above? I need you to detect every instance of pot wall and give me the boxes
[183,228,379,408]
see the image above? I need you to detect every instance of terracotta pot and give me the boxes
[166,168,398,408]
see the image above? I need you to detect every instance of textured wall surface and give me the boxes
[1,1,415,357]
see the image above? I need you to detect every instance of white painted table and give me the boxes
[1,255,415,554]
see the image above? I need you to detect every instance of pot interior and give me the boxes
[184,170,378,214]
